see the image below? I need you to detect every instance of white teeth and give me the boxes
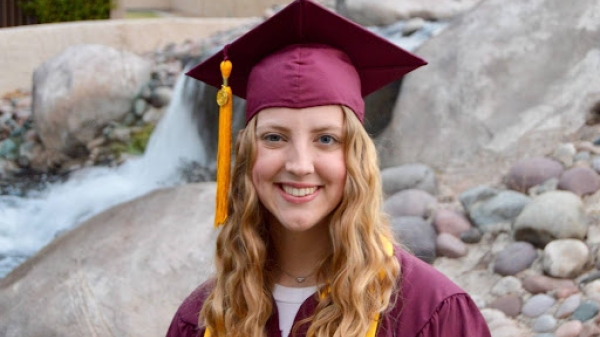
[282,185,317,197]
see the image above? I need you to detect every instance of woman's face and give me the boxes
[252,105,347,233]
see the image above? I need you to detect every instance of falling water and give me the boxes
[0,71,212,278]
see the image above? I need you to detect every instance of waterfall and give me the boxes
[0,71,211,278]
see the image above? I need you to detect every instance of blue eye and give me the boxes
[264,134,282,142]
[319,135,335,144]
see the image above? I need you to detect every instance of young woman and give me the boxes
[167,1,492,336]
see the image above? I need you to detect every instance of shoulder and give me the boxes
[381,249,490,336]
[165,279,215,337]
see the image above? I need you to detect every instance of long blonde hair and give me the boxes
[200,106,400,337]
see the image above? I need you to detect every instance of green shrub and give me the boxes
[18,0,114,24]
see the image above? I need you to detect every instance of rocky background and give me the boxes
[2,0,600,337]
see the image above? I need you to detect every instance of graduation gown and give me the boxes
[166,249,491,337]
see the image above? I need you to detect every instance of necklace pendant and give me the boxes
[296,277,306,283]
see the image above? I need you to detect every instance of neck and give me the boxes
[270,221,331,287]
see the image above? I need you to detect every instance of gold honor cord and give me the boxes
[204,238,394,337]
[214,60,233,227]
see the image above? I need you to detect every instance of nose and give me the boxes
[285,143,314,176]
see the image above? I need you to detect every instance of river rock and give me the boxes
[0,183,217,337]
[493,241,538,276]
[552,143,577,167]
[514,191,587,248]
[522,294,556,318]
[460,227,483,244]
[558,167,600,196]
[581,322,600,337]
[480,308,531,337]
[377,0,600,191]
[383,189,437,218]
[433,209,472,238]
[555,294,582,319]
[532,314,558,333]
[523,274,578,295]
[436,233,467,258]
[380,163,438,197]
[466,189,530,231]
[505,157,565,192]
[572,301,600,322]
[390,216,437,263]
[32,44,151,157]
[340,0,482,26]
[491,276,523,297]
[488,295,522,318]
[543,239,590,278]
[555,320,583,337]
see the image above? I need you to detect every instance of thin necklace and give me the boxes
[274,264,317,283]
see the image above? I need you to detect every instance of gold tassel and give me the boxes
[214,59,233,227]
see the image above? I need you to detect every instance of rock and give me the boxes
[572,301,600,322]
[584,280,600,301]
[558,167,600,196]
[383,189,437,218]
[555,294,582,319]
[555,320,583,337]
[514,191,587,248]
[522,294,556,318]
[433,208,472,238]
[341,0,482,26]
[523,274,578,295]
[505,157,565,193]
[380,163,438,197]
[543,239,590,278]
[552,143,577,167]
[0,183,218,337]
[575,151,592,164]
[532,314,557,333]
[528,177,559,196]
[0,138,18,160]
[493,241,538,276]
[143,107,166,124]
[460,227,483,244]
[480,308,530,336]
[580,321,600,337]
[133,98,148,117]
[459,185,498,210]
[402,18,426,36]
[592,156,600,175]
[488,295,522,318]
[436,233,467,258]
[376,0,600,191]
[149,86,173,108]
[491,276,523,297]
[32,44,151,157]
[390,216,437,263]
[467,190,531,231]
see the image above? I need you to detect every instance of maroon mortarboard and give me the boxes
[186,0,427,123]
[186,0,427,227]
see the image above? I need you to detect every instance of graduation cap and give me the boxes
[186,0,427,227]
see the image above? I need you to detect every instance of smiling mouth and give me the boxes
[281,185,318,197]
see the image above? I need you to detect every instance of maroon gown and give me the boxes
[166,249,492,337]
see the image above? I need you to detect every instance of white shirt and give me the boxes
[273,284,318,337]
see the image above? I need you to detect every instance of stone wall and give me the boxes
[0,17,255,95]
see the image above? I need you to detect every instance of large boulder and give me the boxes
[33,44,151,158]
[338,0,482,26]
[377,0,600,189]
[0,183,217,337]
